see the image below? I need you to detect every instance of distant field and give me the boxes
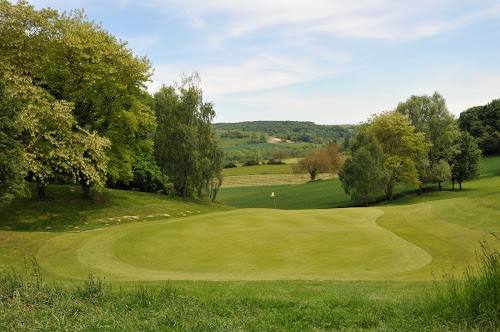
[223,142,307,151]
[221,173,335,188]
[223,164,293,176]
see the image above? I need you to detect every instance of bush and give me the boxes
[267,159,286,165]
[224,161,237,168]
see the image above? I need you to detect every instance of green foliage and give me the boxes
[367,111,429,201]
[396,92,459,190]
[0,72,23,205]
[215,121,356,143]
[339,131,389,206]
[154,73,224,199]
[0,0,154,187]
[459,99,500,155]
[451,131,482,189]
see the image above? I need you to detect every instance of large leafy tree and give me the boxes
[366,111,428,201]
[0,72,24,205]
[451,132,482,190]
[395,92,459,191]
[0,0,154,186]
[459,99,500,155]
[154,73,224,199]
[292,143,343,181]
[339,130,388,206]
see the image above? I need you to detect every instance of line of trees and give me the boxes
[0,1,223,204]
[339,92,482,206]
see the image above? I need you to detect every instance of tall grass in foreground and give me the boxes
[430,238,500,330]
[1,249,499,331]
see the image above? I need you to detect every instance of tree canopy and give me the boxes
[339,130,388,206]
[154,73,224,199]
[459,99,500,155]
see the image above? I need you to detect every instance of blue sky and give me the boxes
[30,0,500,124]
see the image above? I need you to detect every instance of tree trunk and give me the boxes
[364,195,368,207]
[438,182,442,191]
[310,170,317,181]
[81,181,91,199]
[452,180,455,190]
[459,180,462,190]
[36,177,47,200]
[182,172,188,198]
[386,183,393,202]
[418,184,423,196]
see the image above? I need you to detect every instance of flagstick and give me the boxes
[273,196,276,209]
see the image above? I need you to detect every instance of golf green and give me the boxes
[36,208,432,281]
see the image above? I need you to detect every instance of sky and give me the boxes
[29,0,500,125]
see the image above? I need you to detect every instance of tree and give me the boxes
[71,128,110,198]
[395,92,459,192]
[459,99,500,155]
[366,111,428,201]
[292,143,343,181]
[0,1,155,186]
[154,73,224,199]
[0,72,24,205]
[451,132,482,190]
[325,142,344,171]
[270,150,288,161]
[339,131,388,206]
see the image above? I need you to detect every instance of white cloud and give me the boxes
[151,52,349,96]
[145,0,500,41]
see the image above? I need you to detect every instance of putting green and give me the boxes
[37,208,433,281]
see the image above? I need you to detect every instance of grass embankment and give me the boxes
[0,184,232,232]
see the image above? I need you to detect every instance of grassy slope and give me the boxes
[218,179,353,209]
[1,156,499,283]
[0,184,232,232]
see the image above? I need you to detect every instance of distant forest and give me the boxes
[214,121,357,143]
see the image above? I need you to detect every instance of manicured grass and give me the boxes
[35,208,437,281]
[218,179,353,209]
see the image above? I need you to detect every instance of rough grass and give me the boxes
[223,164,294,176]
[0,265,440,331]
[221,173,334,188]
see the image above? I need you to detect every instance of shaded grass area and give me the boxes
[0,184,232,232]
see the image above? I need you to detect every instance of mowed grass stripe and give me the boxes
[36,208,433,281]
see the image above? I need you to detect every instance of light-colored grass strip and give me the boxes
[221,173,335,188]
